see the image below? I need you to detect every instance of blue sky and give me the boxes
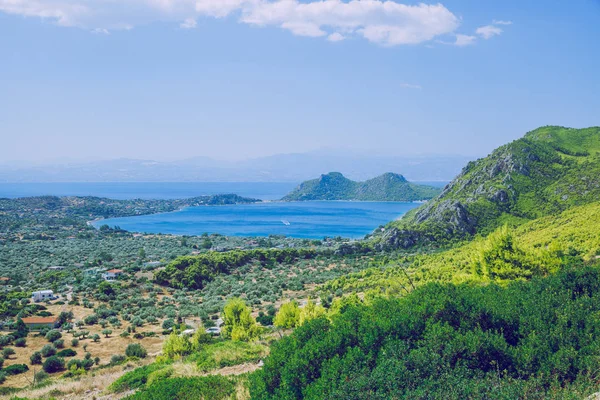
[1,0,599,162]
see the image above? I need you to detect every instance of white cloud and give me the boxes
[327,32,345,42]
[476,24,503,39]
[493,20,512,25]
[92,28,109,34]
[453,34,476,47]
[180,17,197,29]
[238,1,460,46]
[0,0,499,48]
[399,83,422,89]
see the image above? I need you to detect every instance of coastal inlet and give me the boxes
[93,201,420,239]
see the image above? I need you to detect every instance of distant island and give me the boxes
[281,172,441,202]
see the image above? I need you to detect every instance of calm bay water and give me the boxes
[94,201,420,239]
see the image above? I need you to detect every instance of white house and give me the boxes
[101,269,124,281]
[32,290,55,302]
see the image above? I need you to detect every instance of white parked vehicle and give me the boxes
[205,327,221,335]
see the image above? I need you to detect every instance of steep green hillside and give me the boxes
[328,201,600,296]
[282,172,440,201]
[380,126,600,248]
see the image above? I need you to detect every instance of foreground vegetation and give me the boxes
[252,264,600,399]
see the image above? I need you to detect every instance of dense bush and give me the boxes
[14,338,26,347]
[251,266,600,399]
[109,364,164,393]
[30,351,42,365]
[43,356,65,373]
[40,344,56,357]
[125,343,147,359]
[155,249,317,289]
[56,348,77,357]
[3,364,28,376]
[45,329,61,342]
[123,376,236,400]
[1,348,15,359]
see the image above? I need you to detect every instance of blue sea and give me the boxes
[94,201,420,239]
[0,182,434,239]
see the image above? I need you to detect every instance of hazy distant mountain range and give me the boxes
[0,152,473,183]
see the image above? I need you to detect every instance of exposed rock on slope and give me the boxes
[379,126,600,249]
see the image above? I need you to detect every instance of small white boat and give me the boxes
[281,220,291,226]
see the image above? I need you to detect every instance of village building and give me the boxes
[21,316,58,331]
[31,290,55,302]
[102,269,124,281]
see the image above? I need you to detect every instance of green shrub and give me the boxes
[4,364,28,376]
[45,329,61,342]
[146,366,173,386]
[30,351,42,365]
[43,356,65,373]
[14,338,26,347]
[123,376,235,400]
[110,354,126,365]
[56,349,77,357]
[40,344,56,357]
[34,370,49,383]
[108,364,163,393]
[191,341,267,372]
[125,343,147,359]
[2,348,15,359]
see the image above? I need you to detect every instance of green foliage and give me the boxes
[40,344,57,357]
[45,329,62,342]
[42,356,64,373]
[108,363,164,393]
[56,348,77,357]
[162,332,192,359]
[146,366,174,386]
[125,343,147,359]
[3,364,28,376]
[222,298,260,342]
[189,340,268,372]
[13,318,28,339]
[273,301,300,329]
[14,338,26,347]
[122,376,236,400]
[251,266,600,399]
[1,348,15,359]
[155,248,317,289]
[298,299,326,326]
[29,351,42,365]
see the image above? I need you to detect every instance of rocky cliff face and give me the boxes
[379,126,600,249]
